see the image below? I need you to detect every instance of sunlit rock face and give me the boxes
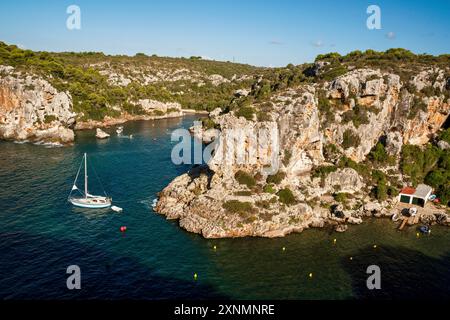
[0,65,76,144]
[156,66,450,238]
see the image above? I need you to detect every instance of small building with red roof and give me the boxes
[398,184,433,207]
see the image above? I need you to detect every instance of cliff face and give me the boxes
[155,66,450,238]
[0,41,260,144]
[0,66,76,144]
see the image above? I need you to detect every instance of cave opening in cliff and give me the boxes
[442,115,450,129]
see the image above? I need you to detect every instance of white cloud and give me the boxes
[269,40,283,45]
[311,40,324,47]
[386,31,396,40]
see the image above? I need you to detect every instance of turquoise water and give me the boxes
[0,116,449,300]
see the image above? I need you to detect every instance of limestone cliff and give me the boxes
[0,66,76,144]
[156,66,450,238]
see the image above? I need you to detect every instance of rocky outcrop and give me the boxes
[0,65,76,144]
[324,168,364,194]
[96,128,110,139]
[155,66,450,238]
[136,99,182,115]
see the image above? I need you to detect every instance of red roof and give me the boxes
[400,187,416,195]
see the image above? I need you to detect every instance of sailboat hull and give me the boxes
[70,197,112,209]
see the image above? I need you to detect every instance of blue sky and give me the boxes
[0,0,449,66]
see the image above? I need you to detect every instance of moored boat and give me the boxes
[68,153,112,209]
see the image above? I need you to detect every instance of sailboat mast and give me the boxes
[84,153,88,198]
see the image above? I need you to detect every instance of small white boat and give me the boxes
[116,126,124,135]
[68,153,112,209]
[391,213,400,222]
[111,206,123,213]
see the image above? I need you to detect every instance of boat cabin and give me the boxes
[398,184,433,207]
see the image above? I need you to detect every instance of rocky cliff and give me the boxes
[0,41,259,143]
[0,65,76,144]
[156,61,450,238]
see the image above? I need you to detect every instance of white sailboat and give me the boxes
[68,153,112,209]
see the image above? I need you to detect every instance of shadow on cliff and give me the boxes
[341,245,450,299]
[0,231,228,300]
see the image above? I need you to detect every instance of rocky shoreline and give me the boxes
[0,63,209,145]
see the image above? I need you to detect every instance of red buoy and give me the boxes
[120,226,127,232]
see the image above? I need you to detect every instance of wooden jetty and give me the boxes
[398,213,422,231]
[399,218,408,231]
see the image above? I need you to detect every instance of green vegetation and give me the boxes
[256,111,272,122]
[316,48,450,83]
[342,129,361,149]
[338,156,371,179]
[341,105,371,128]
[235,106,255,120]
[223,200,254,215]
[439,128,450,144]
[333,192,349,203]
[263,184,276,194]
[0,41,260,120]
[266,171,286,184]
[201,117,218,130]
[234,190,253,196]
[282,150,292,166]
[371,169,388,201]
[317,90,334,126]
[43,115,57,123]
[255,197,277,209]
[368,142,396,166]
[234,170,257,188]
[399,142,450,206]
[277,188,297,206]
[312,165,338,180]
[3,41,448,124]
[408,97,428,119]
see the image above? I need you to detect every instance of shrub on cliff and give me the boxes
[341,105,370,128]
[312,165,338,180]
[266,171,286,184]
[277,188,297,206]
[263,184,276,194]
[235,106,255,120]
[408,97,428,119]
[234,170,256,188]
[333,192,349,203]
[368,142,388,164]
[342,129,361,149]
[438,128,450,144]
[223,200,254,215]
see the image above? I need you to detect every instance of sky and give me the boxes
[0,0,449,66]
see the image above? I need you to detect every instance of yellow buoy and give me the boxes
[373,245,377,249]
[333,239,337,245]
[194,273,198,280]
[349,257,353,261]
[416,233,420,237]
[309,273,313,278]
[282,247,286,251]
[213,245,217,250]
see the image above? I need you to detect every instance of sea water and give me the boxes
[0,116,449,299]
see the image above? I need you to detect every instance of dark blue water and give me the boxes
[0,116,449,300]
